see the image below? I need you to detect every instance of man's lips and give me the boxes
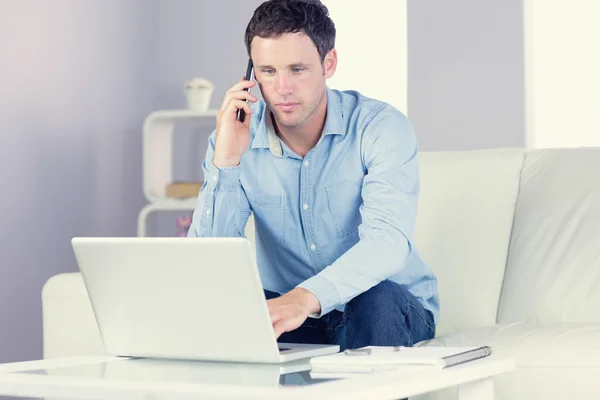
[276,102,299,111]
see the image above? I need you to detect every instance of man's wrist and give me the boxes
[295,287,321,315]
[213,155,241,168]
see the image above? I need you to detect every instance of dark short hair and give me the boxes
[244,0,336,62]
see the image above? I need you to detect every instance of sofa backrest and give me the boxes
[497,147,600,324]
[414,148,525,336]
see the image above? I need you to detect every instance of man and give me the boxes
[188,0,439,351]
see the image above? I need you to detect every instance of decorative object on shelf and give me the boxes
[185,78,214,112]
[165,181,203,199]
[176,213,193,237]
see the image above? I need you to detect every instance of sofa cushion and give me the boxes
[42,272,106,358]
[414,363,600,400]
[415,149,525,336]
[417,322,600,368]
[498,147,600,324]
[414,322,600,400]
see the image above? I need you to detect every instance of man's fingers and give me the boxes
[267,301,281,325]
[273,320,287,339]
[220,91,256,113]
[225,99,252,119]
[224,90,257,104]
[269,311,282,325]
[227,79,256,94]
[266,299,275,314]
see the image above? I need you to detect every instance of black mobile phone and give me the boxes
[236,58,254,122]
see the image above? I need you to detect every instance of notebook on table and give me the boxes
[310,345,492,377]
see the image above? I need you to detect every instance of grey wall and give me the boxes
[0,0,263,365]
[152,0,264,111]
[407,0,525,151]
[0,0,156,363]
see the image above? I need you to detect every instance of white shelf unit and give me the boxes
[137,198,198,237]
[139,109,218,237]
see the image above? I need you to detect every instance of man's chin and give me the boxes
[272,112,303,129]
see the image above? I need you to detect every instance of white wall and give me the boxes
[525,0,600,149]
[321,0,407,114]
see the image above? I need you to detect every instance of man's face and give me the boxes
[250,32,336,130]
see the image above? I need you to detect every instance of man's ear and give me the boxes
[323,48,338,78]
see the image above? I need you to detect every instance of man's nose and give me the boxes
[275,74,294,95]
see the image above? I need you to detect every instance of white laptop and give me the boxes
[71,237,339,364]
[28,357,315,388]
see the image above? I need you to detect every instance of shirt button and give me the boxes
[303,160,309,166]
[310,244,316,251]
[303,203,309,210]
[205,209,211,216]
[212,175,217,182]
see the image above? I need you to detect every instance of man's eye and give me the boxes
[293,68,304,73]
[264,69,275,75]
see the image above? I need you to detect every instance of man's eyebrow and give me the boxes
[255,63,312,69]
[290,63,312,68]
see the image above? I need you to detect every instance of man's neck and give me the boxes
[274,96,328,158]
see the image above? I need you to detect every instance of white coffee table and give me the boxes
[0,354,514,399]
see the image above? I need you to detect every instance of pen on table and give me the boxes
[344,346,404,356]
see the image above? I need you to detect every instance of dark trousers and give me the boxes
[265,280,435,351]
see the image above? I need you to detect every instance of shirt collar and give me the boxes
[322,87,346,136]
[250,87,346,157]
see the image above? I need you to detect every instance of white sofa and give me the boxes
[42,147,600,399]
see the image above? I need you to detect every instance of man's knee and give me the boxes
[346,280,402,319]
[344,280,435,344]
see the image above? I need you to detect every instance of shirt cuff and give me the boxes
[206,159,241,190]
[297,272,340,319]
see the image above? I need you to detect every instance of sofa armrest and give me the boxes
[42,272,106,359]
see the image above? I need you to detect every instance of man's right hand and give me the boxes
[213,77,257,168]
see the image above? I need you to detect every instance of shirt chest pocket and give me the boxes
[325,180,363,241]
[246,191,287,246]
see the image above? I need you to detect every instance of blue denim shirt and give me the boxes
[188,87,439,323]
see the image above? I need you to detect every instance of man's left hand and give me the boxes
[267,288,321,339]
